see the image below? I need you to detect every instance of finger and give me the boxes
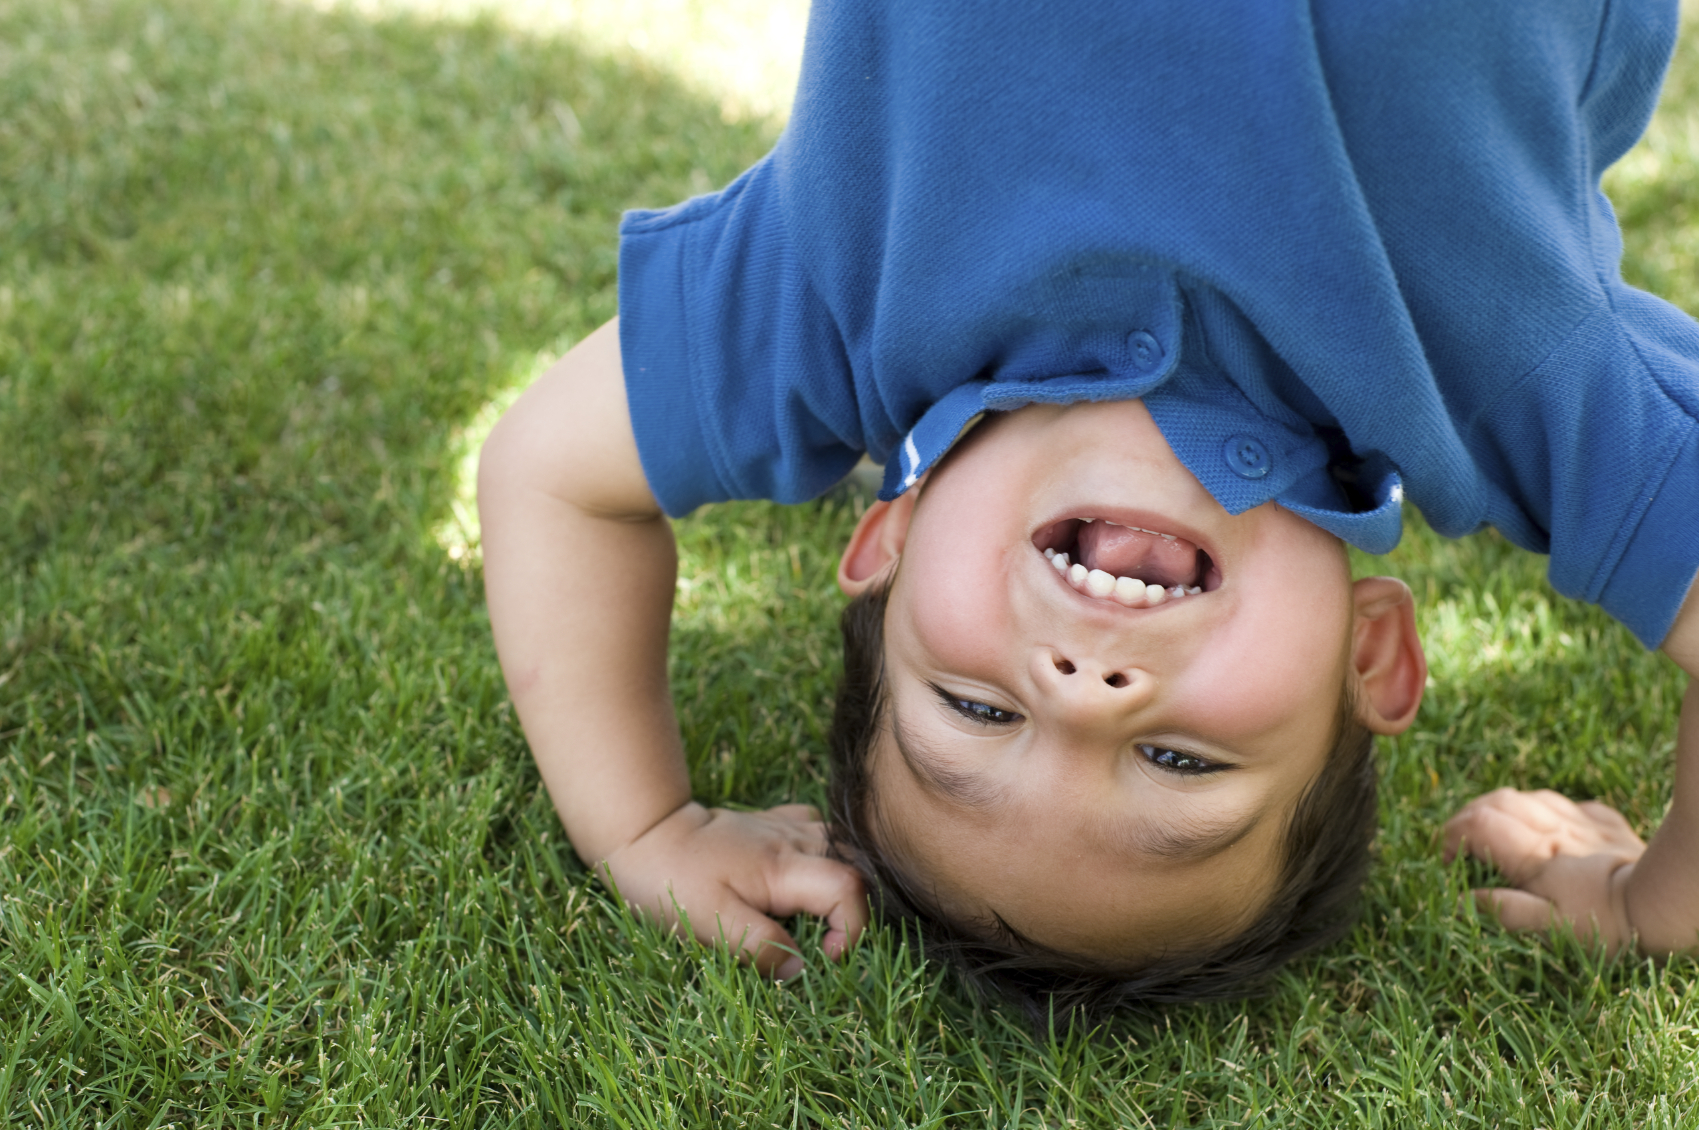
[707,894,807,980]
[1502,791,1641,856]
[1444,795,1520,863]
[1484,788,1573,832]
[766,813,830,856]
[1472,887,1558,933]
[1444,803,1560,883]
[1576,800,1640,842]
[1576,799,1629,826]
[1528,788,1588,818]
[761,853,870,960]
[796,819,831,856]
[1444,787,1532,860]
[768,804,822,824]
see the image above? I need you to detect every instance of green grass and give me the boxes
[3,0,1699,1124]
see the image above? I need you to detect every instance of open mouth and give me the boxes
[1032,517,1221,608]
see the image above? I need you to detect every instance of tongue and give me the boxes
[1075,521,1200,588]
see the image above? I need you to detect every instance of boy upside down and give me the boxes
[478,0,1699,1013]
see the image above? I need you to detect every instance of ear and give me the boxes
[837,489,920,596]
[1349,576,1427,735]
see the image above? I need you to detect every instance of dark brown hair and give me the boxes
[826,581,1377,1024]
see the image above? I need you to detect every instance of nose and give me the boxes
[1031,646,1156,727]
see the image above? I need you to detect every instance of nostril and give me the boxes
[1104,672,1128,688]
[1054,657,1076,675]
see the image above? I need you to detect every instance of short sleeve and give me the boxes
[618,155,865,516]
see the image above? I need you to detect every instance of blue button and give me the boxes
[1223,434,1271,479]
[1126,330,1164,373]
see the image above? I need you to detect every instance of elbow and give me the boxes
[476,406,528,531]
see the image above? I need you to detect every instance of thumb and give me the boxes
[710,894,806,980]
[763,853,870,961]
[1472,887,1557,933]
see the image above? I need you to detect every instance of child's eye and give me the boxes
[1139,744,1219,775]
[955,699,1021,725]
[932,684,1023,726]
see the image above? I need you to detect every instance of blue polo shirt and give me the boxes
[618,0,1699,649]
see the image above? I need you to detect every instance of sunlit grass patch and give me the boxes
[1605,6,1699,309]
[1422,589,1580,681]
[295,0,809,122]
[430,344,564,563]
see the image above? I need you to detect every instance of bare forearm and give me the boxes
[478,318,691,864]
[482,487,689,862]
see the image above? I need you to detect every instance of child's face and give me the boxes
[842,400,1380,964]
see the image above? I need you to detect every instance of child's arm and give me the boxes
[1444,581,1699,955]
[477,318,866,977]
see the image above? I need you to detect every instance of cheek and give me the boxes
[863,735,1009,896]
[908,578,1015,674]
[894,538,1019,675]
[1186,600,1349,748]
[1190,512,1352,743]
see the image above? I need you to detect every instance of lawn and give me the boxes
[4,0,1699,1125]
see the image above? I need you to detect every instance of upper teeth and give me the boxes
[1043,546,1202,607]
[1092,520,1174,537]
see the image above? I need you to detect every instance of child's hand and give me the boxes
[600,801,868,979]
[1443,787,1646,953]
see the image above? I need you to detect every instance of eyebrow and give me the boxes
[890,706,1262,863]
[1127,808,1261,862]
[891,710,1009,811]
